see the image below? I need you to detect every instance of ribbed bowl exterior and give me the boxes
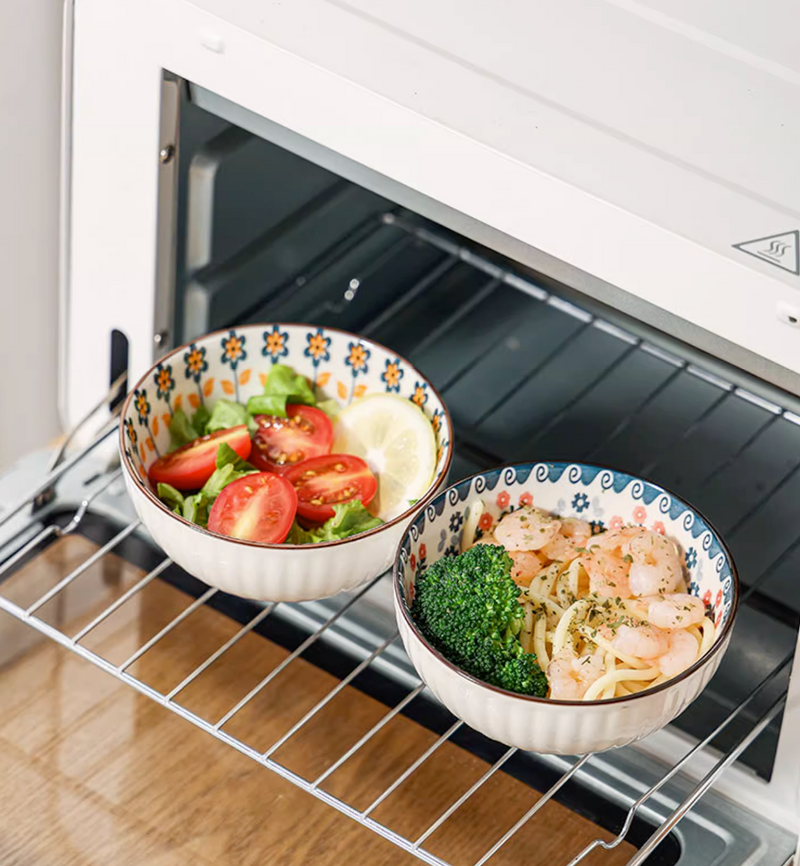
[126,469,447,602]
[397,610,729,753]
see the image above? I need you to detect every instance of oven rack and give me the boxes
[0,424,791,866]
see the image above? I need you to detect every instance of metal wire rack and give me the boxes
[0,421,791,866]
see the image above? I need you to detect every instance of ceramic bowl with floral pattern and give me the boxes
[119,324,453,601]
[393,463,738,755]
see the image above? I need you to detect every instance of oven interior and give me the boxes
[0,80,798,866]
[175,89,798,780]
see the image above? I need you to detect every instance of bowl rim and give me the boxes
[392,460,740,707]
[118,322,454,550]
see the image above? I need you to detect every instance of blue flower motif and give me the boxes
[345,341,370,374]
[449,511,463,533]
[444,544,459,557]
[305,328,330,364]
[382,358,404,393]
[184,343,208,382]
[125,417,138,447]
[688,580,700,598]
[263,325,289,360]
[154,363,175,401]
[590,519,605,534]
[572,492,590,513]
[411,381,428,408]
[133,389,151,425]
[685,547,698,569]
[220,329,247,370]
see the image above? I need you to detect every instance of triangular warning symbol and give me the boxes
[733,230,799,275]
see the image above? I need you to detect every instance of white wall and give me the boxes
[0,0,63,470]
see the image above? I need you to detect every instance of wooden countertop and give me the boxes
[0,536,633,866]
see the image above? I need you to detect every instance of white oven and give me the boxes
[1,1,799,864]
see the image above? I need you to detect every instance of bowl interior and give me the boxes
[121,324,452,510]
[397,463,737,666]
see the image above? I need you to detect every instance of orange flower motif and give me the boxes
[263,325,289,360]
[419,544,427,560]
[632,505,647,524]
[382,359,403,392]
[154,364,174,400]
[306,329,331,362]
[347,343,369,372]
[519,492,533,507]
[135,392,149,419]
[431,411,442,433]
[184,344,207,381]
[496,491,510,509]
[222,333,245,364]
[651,521,666,535]
[478,512,493,532]
[411,382,428,408]
[609,515,623,531]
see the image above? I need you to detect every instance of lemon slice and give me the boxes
[333,394,437,521]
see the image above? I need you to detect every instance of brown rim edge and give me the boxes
[118,322,455,550]
[391,461,740,707]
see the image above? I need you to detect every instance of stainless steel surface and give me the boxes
[153,73,181,353]
[188,84,800,402]
[0,443,795,866]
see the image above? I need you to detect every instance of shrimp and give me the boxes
[562,518,593,543]
[547,648,605,700]
[494,506,561,551]
[508,550,544,587]
[594,527,645,553]
[642,593,706,629]
[657,629,698,678]
[581,548,632,598]
[600,623,669,659]
[539,518,592,564]
[627,531,683,596]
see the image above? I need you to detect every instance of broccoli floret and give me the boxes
[411,544,548,697]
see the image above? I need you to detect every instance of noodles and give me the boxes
[700,618,717,656]
[552,598,591,655]
[583,667,661,701]
[460,499,485,553]
[533,613,550,669]
[464,498,721,702]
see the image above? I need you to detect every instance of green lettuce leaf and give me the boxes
[157,483,185,514]
[246,364,316,418]
[287,501,383,544]
[182,492,209,526]
[168,408,200,451]
[205,399,257,435]
[191,404,211,435]
[246,393,290,418]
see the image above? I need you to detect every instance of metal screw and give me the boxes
[154,331,168,346]
[159,145,175,164]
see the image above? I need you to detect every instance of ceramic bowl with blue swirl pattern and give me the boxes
[393,463,738,754]
[119,323,453,602]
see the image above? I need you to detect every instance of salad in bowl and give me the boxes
[120,323,452,601]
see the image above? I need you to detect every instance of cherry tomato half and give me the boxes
[250,405,333,474]
[207,472,297,544]
[284,454,378,523]
[148,425,252,491]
